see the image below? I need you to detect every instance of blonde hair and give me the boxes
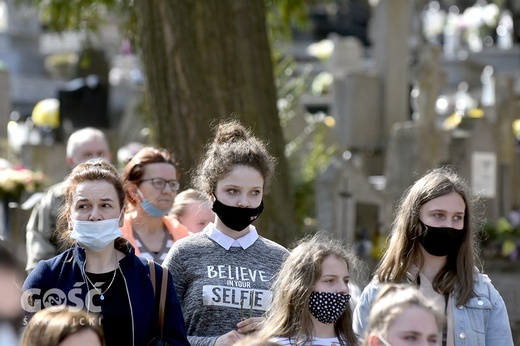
[21,307,105,346]
[361,284,444,346]
[170,188,211,218]
[232,335,282,346]
[259,232,360,346]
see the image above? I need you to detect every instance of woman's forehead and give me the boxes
[73,180,118,201]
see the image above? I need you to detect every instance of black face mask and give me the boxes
[212,197,264,232]
[308,291,350,324]
[418,220,465,257]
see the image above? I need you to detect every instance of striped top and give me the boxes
[133,229,174,263]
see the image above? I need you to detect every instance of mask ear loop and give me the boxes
[136,183,160,204]
[133,185,149,205]
[412,220,425,241]
[377,334,392,346]
[136,186,145,200]
[117,208,124,222]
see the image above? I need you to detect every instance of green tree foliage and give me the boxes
[24,0,316,245]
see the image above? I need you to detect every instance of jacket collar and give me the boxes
[72,239,135,268]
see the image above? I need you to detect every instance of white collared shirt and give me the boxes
[204,223,259,250]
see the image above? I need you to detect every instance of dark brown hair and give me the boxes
[193,119,276,194]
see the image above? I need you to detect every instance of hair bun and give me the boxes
[214,120,250,144]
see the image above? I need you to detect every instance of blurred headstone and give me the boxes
[58,75,109,141]
[0,67,9,139]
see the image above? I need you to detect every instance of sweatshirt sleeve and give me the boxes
[163,243,186,301]
[188,335,219,346]
[164,247,220,346]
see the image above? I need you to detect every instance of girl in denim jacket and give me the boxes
[353,167,513,346]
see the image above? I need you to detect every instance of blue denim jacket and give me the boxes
[353,273,513,346]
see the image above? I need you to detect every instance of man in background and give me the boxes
[25,127,112,272]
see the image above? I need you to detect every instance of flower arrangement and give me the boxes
[421,1,508,53]
[0,167,46,201]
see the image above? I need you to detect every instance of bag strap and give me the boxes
[159,266,168,338]
[148,259,156,296]
[148,259,167,340]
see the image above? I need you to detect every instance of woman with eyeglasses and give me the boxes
[121,147,190,263]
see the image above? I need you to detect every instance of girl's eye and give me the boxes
[251,190,261,196]
[227,189,238,194]
[434,213,445,219]
[102,203,113,208]
[453,215,463,221]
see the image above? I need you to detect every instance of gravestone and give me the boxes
[449,117,499,221]
[370,0,411,142]
[331,71,382,151]
[0,68,9,139]
[315,156,387,246]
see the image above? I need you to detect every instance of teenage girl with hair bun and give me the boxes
[163,119,289,346]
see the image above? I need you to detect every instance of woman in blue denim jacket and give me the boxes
[353,167,513,346]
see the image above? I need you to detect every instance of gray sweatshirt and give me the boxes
[163,231,289,346]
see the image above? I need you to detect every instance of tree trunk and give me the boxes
[132,0,297,245]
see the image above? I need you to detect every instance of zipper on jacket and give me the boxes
[119,263,135,346]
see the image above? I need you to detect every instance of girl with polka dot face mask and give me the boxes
[308,255,351,325]
[259,233,361,346]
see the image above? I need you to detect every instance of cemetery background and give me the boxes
[1,0,520,342]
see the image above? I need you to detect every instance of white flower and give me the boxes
[311,72,334,95]
[462,6,484,30]
[482,4,499,28]
[307,39,334,61]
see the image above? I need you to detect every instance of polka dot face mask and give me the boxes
[308,291,351,324]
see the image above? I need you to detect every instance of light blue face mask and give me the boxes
[138,189,169,218]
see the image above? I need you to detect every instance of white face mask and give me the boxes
[70,215,122,252]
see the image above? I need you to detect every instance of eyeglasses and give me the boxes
[139,178,180,191]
